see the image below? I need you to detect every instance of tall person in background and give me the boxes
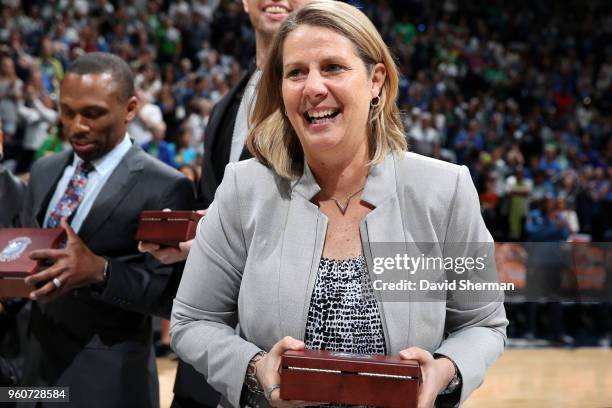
[17,52,195,408]
[199,0,309,208]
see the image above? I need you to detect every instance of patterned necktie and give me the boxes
[46,161,94,228]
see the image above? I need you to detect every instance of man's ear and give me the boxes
[125,96,139,123]
[242,0,250,14]
[370,62,387,99]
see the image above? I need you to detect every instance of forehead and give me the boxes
[60,72,120,107]
[283,25,360,64]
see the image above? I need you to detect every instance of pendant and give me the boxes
[329,186,365,215]
[332,197,351,215]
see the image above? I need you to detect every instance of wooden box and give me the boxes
[135,211,203,247]
[0,228,66,299]
[280,349,420,407]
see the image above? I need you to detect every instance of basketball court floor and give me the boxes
[157,348,612,407]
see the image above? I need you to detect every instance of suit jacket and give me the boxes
[18,145,196,408]
[172,152,508,408]
[0,164,25,227]
[198,66,256,208]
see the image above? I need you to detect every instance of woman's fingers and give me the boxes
[260,337,307,408]
[399,347,437,408]
[270,336,305,356]
[399,346,433,363]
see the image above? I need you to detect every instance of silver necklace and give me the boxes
[328,186,365,215]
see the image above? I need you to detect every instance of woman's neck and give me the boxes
[308,143,370,199]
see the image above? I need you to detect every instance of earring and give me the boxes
[370,96,380,107]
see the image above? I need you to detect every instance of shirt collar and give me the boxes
[71,134,132,176]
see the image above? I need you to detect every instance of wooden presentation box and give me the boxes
[280,350,420,408]
[0,228,65,300]
[135,211,203,247]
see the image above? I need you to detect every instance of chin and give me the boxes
[301,138,344,156]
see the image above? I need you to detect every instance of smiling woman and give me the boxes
[171,2,507,408]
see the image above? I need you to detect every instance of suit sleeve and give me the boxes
[96,175,196,318]
[434,165,508,406]
[171,163,261,407]
[0,165,26,227]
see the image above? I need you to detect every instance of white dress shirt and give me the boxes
[229,69,261,163]
[43,135,132,233]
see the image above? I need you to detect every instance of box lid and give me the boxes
[0,228,65,277]
[282,350,420,378]
[139,210,203,222]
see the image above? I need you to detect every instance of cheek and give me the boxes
[282,84,302,120]
[93,118,119,141]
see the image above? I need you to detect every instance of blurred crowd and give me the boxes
[0,0,610,243]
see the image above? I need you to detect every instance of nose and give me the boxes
[303,70,327,103]
[69,114,91,135]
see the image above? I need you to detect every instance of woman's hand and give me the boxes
[399,347,456,408]
[138,240,193,264]
[255,336,318,408]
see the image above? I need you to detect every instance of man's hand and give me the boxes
[399,347,457,408]
[137,208,207,264]
[25,219,106,301]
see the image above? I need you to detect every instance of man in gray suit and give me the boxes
[17,52,195,408]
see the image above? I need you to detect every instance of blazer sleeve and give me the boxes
[434,166,508,406]
[96,175,196,318]
[171,163,261,407]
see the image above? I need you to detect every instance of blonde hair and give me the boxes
[247,0,406,180]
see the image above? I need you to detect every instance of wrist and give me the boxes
[91,257,109,292]
[95,256,108,284]
[245,351,266,395]
[437,357,455,387]
[435,355,461,395]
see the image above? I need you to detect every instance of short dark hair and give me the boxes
[65,52,135,102]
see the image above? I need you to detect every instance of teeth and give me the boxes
[308,109,335,119]
[265,6,288,13]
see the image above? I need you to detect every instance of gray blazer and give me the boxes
[171,152,508,407]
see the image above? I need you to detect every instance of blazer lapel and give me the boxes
[278,164,325,341]
[360,154,416,354]
[78,146,144,242]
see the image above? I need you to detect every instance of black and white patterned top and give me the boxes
[304,256,386,355]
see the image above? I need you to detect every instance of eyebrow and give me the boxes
[60,103,109,112]
[283,56,351,71]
